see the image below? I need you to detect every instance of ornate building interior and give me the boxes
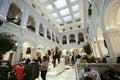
[0,0,120,80]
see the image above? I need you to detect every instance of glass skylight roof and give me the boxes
[39,0,82,27]
[70,0,77,3]
[59,8,70,16]
[51,13,59,18]
[74,13,80,18]
[54,0,67,9]
[56,18,62,23]
[45,4,54,12]
[63,16,72,22]
[39,0,47,3]
[72,4,80,11]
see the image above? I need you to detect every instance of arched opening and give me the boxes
[27,15,35,32]
[47,29,51,39]
[52,33,55,42]
[7,3,22,25]
[78,33,84,44]
[36,44,44,58]
[22,42,34,59]
[62,35,67,44]
[104,0,120,57]
[56,36,59,44]
[69,34,76,43]
[79,48,86,57]
[39,23,44,36]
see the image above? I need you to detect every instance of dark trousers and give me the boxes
[58,56,60,64]
[41,70,47,80]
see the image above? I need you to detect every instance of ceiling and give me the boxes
[37,0,83,30]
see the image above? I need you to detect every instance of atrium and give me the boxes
[0,0,120,80]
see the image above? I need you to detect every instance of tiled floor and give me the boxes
[36,67,76,80]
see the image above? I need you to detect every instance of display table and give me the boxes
[47,58,65,77]
[75,63,120,80]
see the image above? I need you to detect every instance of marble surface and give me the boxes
[35,67,76,80]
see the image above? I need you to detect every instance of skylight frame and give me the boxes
[70,0,77,3]
[54,0,67,9]
[56,18,62,23]
[63,15,72,22]
[59,8,70,16]
[45,4,54,12]
[74,13,80,18]
[51,13,59,19]
[72,4,80,12]
[39,0,47,3]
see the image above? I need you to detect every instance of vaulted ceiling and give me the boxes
[36,0,83,30]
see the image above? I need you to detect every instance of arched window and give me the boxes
[78,33,84,44]
[39,23,44,36]
[69,34,76,43]
[62,35,67,44]
[7,3,22,25]
[47,29,51,39]
[52,33,55,42]
[27,15,35,32]
[56,36,59,44]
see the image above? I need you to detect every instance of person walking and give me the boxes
[39,56,48,80]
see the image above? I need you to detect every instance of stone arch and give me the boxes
[36,44,44,58]
[7,2,22,25]
[27,15,35,32]
[69,34,76,43]
[47,29,51,39]
[62,35,67,44]
[78,32,84,44]
[104,0,120,57]
[22,40,35,59]
[104,0,120,30]
[39,23,44,36]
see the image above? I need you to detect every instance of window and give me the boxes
[63,29,65,31]
[72,4,80,12]
[70,27,72,30]
[59,8,70,16]
[46,4,54,12]
[78,25,81,28]
[54,0,67,9]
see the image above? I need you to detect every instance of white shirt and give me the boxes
[78,69,101,80]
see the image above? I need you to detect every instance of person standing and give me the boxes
[57,48,61,64]
[52,47,58,67]
[39,56,48,80]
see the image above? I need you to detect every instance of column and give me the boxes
[15,45,22,64]
[31,46,37,59]
[96,40,103,58]
[21,8,29,28]
[51,31,53,41]
[102,33,115,58]
[35,18,40,34]
[43,25,47,38]
[67,34,69,44]
[0,0,10,20]
[75,33,78,44]
[54,34,56,42]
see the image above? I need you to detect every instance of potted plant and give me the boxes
[27,25,35,32]
[83,42,93,56]
[0,33,16,60]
